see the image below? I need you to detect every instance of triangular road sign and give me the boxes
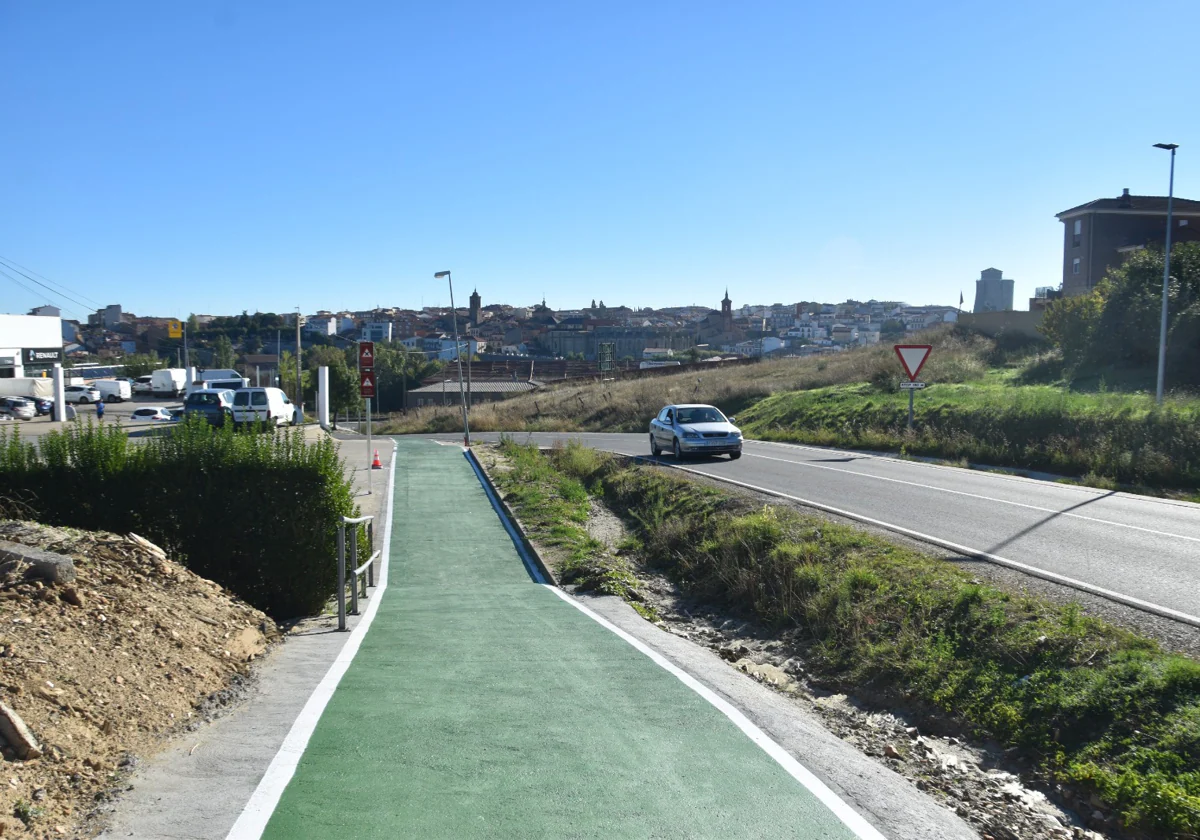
[362,348,372,359]
[894,344,932,381]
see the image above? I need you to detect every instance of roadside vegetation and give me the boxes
[0,417,357,617]
[486,440,650,616]
[493,441,1200,836]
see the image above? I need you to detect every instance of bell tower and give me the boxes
[469,289,482,327]
[721,289,733,333]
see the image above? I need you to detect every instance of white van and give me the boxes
[185,377,244,397]
[151,369,187,398]
[93,379,133,402]
[196,369,248,387]
[231,387,295,427]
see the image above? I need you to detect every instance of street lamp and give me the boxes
[1154,143,1179,405]
[434,271,470,445]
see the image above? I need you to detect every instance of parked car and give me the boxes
[0,397,36,421]
[132,375,154,395]
[182,389,235,427]
[93,379,133,403]
[33,397,54,416]
[64,385,102,404]
[130,406,174,422]
[649,403,743,460]
[230,387,295,427]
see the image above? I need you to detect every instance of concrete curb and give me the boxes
[464,446,559,586]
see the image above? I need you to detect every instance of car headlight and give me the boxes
[683,431,700,439]
[732,429,743,438]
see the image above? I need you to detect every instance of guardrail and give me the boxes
[337,515,380,631]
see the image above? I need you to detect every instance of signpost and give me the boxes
[167,320,183,339]
[359,342,375,494]
[894,344,932,430]
[598,342,615,383]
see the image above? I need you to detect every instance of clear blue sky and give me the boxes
[2,0,1196,321]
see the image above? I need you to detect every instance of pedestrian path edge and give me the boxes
[224,440,399,840]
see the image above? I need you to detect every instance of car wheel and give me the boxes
[79,396,89,404]
[673,438,683,460]
[650,434,660,457]
[729,451,742,460]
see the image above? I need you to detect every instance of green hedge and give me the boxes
[0,418,357,618]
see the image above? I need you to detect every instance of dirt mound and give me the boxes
[0,520,279,837]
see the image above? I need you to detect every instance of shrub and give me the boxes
[0,418,356,618]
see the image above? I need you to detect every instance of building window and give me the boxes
[1072,258,1081,276]
[1073,219,1082,248]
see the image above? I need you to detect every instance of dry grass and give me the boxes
[379,326,991,434]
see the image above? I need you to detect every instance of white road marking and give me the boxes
[739,450,1200,544]
[545,585,889,840]
[225,441,399,840]
[656,461,1200,628]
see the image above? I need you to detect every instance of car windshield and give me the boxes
[188,394,220,406]
[675,407,725,424]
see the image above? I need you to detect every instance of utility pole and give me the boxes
[183,323,190,370]
[1154,142,1179,405]
[295,308,303,421]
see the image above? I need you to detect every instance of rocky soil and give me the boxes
[0,521,279,838]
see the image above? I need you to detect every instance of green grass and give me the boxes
[511,442,1200,836]
[489,438,648,607]
[739,381,1200,489]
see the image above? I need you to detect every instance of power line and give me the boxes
[0,261,94,314]
[0,255,104,309]
[0,266,49,304]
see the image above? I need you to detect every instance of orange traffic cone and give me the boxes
[371,449,382,470]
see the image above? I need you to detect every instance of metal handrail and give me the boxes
[337,515,376,631]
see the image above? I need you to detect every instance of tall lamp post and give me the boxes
[434,271,470,445]
[1154,143,1179,405]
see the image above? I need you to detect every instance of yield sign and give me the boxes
[359,370,376,398]
[358,341,375,369]
[894,344,932,381]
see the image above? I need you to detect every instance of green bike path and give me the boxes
[259,440,871,839]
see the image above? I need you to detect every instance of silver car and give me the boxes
[649,403,743,460]
[0,397,36,421]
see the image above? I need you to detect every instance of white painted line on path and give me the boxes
[225,441,399,840]
[650,460,1200,629]
[741,450,1200,544]
[545,585,889,840]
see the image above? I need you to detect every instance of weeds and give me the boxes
[527,444,1200,835]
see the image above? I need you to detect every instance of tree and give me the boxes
[245,332,263,354]
[120,352,160,378]
[186,314,200,334]
[213,334,237,369]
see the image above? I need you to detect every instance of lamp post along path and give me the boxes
[435,271,470,445]
[1154,143,1179,405]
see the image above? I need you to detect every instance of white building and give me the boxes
[361,322,394,342]
[304,316,337,336]
[0,314,64,378]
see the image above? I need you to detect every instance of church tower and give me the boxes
[469,289,482,326]
[721,289,733,333]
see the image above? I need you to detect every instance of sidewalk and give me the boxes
[249,440,872,839]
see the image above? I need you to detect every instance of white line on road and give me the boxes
[225,441,399,840]
[545,585,889,840]
[740,450,1200,544]
[649,459,1200,628]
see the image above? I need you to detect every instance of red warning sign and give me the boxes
[359,369,376,398]
[358,341,375,370]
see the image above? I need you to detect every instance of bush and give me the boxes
[0,418,356,618]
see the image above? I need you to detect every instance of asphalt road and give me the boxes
[424,432,1200,624]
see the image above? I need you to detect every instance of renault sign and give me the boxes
[22,347,63,364]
